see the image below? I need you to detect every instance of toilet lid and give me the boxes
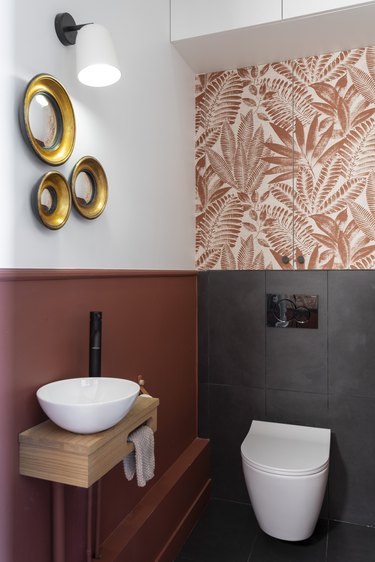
[241,420,331,476]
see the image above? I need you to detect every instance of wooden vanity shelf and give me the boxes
[19,396,159,488]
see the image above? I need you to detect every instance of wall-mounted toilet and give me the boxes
[241,420,330,542]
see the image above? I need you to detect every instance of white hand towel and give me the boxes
[123,425,155,487]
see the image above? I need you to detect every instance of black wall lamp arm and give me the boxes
[55,13,93,46]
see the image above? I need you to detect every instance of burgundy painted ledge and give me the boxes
[0,269,197,282]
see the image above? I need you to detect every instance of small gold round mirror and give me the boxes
[21,74,75,165]
[37,172,72,229]
[71,157,108,219]
[28,93,62,150]
[74,171,96,206]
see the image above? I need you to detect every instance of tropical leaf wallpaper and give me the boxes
[195,47,375,270]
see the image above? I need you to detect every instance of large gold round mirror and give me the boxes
[37,172,72,229]
[71,157,108,219]
[21,74,75,165]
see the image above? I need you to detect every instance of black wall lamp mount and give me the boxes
[55,13,93,46]
[54,12,121,87]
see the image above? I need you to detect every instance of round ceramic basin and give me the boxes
[37,377,140,434]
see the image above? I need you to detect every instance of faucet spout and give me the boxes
[89,311,102,377]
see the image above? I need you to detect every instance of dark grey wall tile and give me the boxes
[328,271,375,398]
[198,272,209,384]
[209,271,266,388]
[198,270,375,527]
[266,271,328,393]
[210,383,265,502]
[328,394,375,525]
[266,330,327,392]
[198,383,210,438]
[266,389,329,428]
[265,270,328,298]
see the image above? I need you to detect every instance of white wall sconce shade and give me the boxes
[55,13,121,88]
[76,24,121,87]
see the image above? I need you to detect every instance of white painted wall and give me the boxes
[171,0,281,41]
[1,0,195,269]
[0,2,16,266]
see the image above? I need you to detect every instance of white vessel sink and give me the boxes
[37,377,140,434]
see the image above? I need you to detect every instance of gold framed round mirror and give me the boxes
[21,74,76,165]
[71,157,108,219]
[37,171,72,229]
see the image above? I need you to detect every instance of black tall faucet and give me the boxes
[89,311,102,377]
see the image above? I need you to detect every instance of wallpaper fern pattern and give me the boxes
[195,47,375,270]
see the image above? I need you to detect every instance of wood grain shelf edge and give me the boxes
[19,396,159,488]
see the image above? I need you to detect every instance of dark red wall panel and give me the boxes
[0,270,198,562]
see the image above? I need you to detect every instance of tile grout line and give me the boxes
[325,519,330,561]
[246,530,260,562]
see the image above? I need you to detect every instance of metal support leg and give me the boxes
[94,480,102,559]
[52,483,65,562]
[87,487,93,562]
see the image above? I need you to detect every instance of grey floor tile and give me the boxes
[176,499,259,562]
[209,271,266,388]
[175,501,375,562]
[327,521,375,562]
[249,519,328,562]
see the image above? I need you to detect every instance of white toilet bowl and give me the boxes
[241,420,330,541]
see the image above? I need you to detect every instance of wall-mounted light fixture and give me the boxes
[55,13,121,87]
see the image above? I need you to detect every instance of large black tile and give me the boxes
[327,521,375,562]
[265,271,328,393]
[198,382,210,438]
[328,394,375,525]
[265,270,328,294]
[209,271,266,388]
[328,271,375,398]
[249,519,328,562]
[176,499,259,562]
[266,389,329,428]
[198,272,210,384]
[210,384,265,502]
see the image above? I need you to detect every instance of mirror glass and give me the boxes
[28,93,62,149]
[74,171,96,206]
[40,186,58,215]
